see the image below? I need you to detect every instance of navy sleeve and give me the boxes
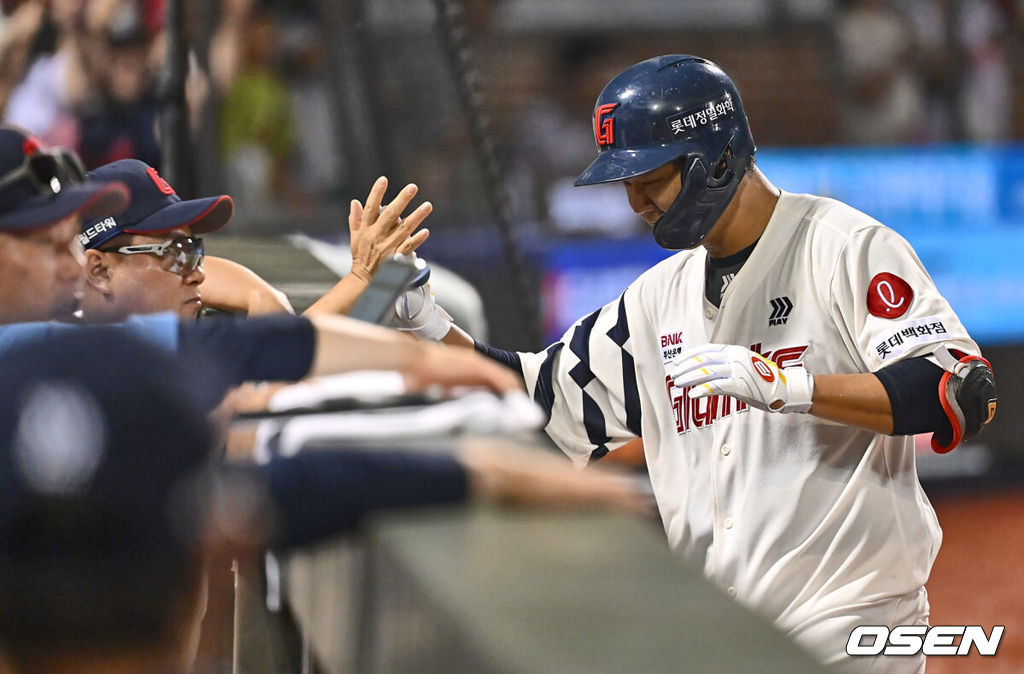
[873,356,951,437]
[0,314,179,355]
[256,449,469,549]
[177,314,316,386]
[474,340,523,374]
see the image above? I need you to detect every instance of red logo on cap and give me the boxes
[751,356,775,383]
[867,273,913,319]
[21,136,42,156]
[594,103,618,146]
[146,167,175,196]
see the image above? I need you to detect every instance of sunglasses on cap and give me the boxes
[0,145,88,197]
[99,236,205,277]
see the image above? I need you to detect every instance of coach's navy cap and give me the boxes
[0,329,216,563]
[0,127,129,232]
[80,159,233,249]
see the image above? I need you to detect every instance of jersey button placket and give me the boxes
[712,428,738,586]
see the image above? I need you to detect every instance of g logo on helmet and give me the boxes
[751,356,775,383]
[594,103,618,147]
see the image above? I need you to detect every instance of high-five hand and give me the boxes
[349,176,432,283]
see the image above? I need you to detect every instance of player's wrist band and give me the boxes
[780,365,813,414]
[410,305,453,341]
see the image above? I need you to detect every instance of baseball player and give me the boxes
[432,55,998,671]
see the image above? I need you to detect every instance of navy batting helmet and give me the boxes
[575,55,756,250]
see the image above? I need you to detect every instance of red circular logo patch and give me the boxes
[751,356,775,383]
[146,166,175,196]
[867,273,913,319]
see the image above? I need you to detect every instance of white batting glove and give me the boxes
[393,282,453,341]
[668,343,814,414]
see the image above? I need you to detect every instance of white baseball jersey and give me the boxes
[519,190,978,668]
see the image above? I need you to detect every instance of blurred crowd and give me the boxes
[0,0,340,221]
[0,0,1020,236]
[507,0,1024,236]
[0,0,166,167]
[836,0,1023,145]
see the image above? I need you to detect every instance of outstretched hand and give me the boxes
[458,438,654,515]
[402,340,524,395]
[349,177,432,283]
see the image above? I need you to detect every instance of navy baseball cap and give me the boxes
[80,159,233,249]
[0,328,216,563]
[0,127,129,232]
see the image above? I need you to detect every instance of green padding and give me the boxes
[331,507,829,673]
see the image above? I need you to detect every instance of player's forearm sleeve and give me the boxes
[473,340,523,374]
[177,314,316,385]
[257,449,469,549]
[873,356,951,436]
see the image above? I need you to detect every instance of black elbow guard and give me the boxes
[931,351,998,453]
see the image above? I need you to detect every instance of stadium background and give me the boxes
[1,0,1021,670]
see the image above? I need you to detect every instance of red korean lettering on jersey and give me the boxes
[666,343,808,434]
[594,103,618,146]
[146,167,175,196]
[867,273,913,319]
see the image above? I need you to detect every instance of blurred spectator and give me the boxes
[899,0,956,141]
[280,16,341,199]
[835,0,926,144]
[957,0,1015,141]
[0,0,91,147]
[75,0,161,169]
[219,8,296,215]
[508,41,603,222]
[899,0,1018,143]
[508,41,640,237]
[0,0,171,168]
